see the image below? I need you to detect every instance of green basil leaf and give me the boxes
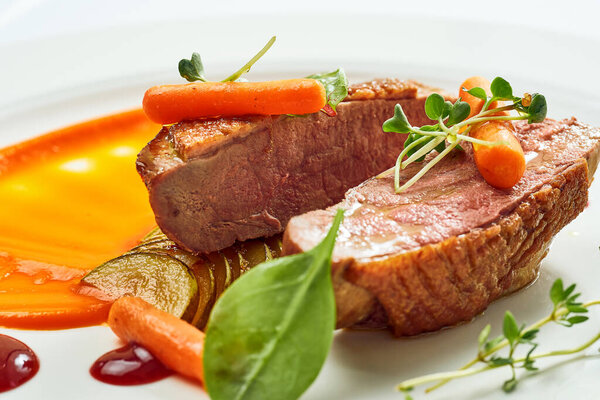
[447,100,470,126]
[549,278,564,306]
[203,209,344,400]
[306,68,349,111]
[527,93,547,123]
[490,77,513,100]
[502,311,519,345]
[383,104,412,134]
[465,87,488,101]
[424,93,445,120]
[178,52,207,82]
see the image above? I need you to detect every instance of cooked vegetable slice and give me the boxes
[141,226,166,242]
[460,76,500,118]
[127,239,199,266]
[127,238,172,254]
[82,225,286,331]
[81,253,198,319]
[188,261,216,330]
[108,297,205,383]
[471,121,526,189]
[202,253,233,299]
[142,79,327,125]
[230,237,282,274]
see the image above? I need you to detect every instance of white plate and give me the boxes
[1,14,599,400]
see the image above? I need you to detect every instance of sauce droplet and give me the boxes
[0,334,39,393]
[90,343,172,385]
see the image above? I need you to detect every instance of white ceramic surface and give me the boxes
[1,12,599,400]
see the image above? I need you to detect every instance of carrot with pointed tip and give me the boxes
[108,296,205,383]
[471,121,526,189]
[143,79,327,124]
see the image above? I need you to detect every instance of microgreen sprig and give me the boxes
[178,36,276,83]
[378,77,547,193]
[178,36,348,115]
[396,278,600,398]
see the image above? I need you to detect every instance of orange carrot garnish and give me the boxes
[471,121,526,189]
[459,76,505,118]
[142,79,326,124]
[108,296,205,383]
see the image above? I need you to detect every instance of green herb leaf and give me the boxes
[484,335,504,353]
[178,52,207,82]
[490,77,513,100]
[527,94,547,123]
[563,283,576,299]
[523,359,538,371]
[221,36,276,82]
[489,356,513,366]
[567,316,589,325]
[306,68,349,112]
[520,329,539,342]
[442,101,453,119]
[550,278,564,306]
[502,377,518,393]
[447,100,471,126]
[464,86,488,101]
[425,93,446,120]
[567,293,581,304]
[478,324,491,347]
[503,311,520,345]
[383,104,412,134]
[203,209,343,400]
[399,387,414,400]
[523,344,538,371]
[566,304,589,313]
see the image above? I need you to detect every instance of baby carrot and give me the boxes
[471,121,526,189]
[108,296,205,383]
[143,79,327,124]
[459,76,502,118]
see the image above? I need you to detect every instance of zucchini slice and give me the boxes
[81,252,198,319]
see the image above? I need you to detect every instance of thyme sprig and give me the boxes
[378,77,547,193]
[397,278,600,399]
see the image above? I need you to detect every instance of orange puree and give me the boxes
[0,110,161,329]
